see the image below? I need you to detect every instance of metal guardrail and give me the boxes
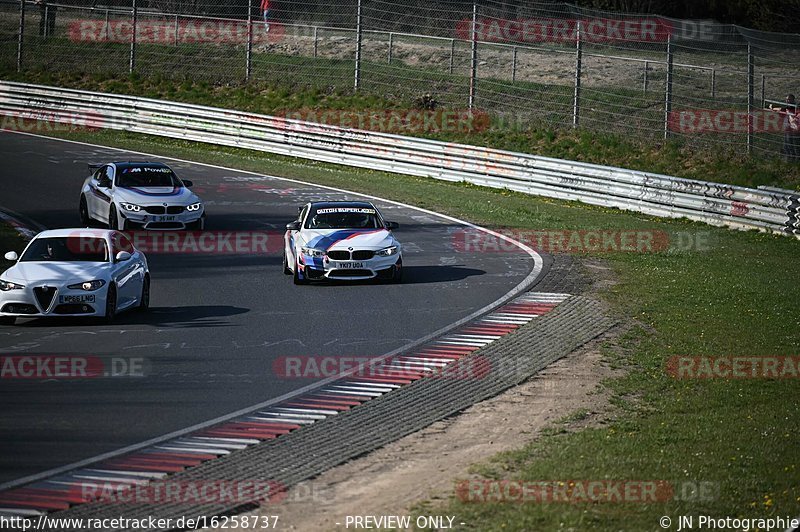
[1,80,798,236]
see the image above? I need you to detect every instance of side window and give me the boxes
[92,167,104,181]
[113,233,135,254]
[299,205,309,226]
[104,166,115,187]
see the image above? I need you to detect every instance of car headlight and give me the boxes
[120,202,141,212]
[0,279,24,291]
[187,202,203,212]
[67,280,106,291]
[375,246,399,256]
[301,246,326,258]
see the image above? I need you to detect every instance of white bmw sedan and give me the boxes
[79,161,205,230]
[0,229,150,325]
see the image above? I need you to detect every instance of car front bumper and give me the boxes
[298,253,402,281]
[119,208,204,230]
[0,284,108,318]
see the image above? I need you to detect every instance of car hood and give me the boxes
[114,186,198,205]
[2,262,110,285]
[301,229,397,250]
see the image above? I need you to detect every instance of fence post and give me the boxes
[388,32,393,64]
[16,0,25,72]
[313,26,318,58]
[511,46,517,83]
[747,43,754,154]
[449,38,455,75]
[664,34,673,141]
[573,21,582,127]
[354,0,363,91]
[245,3,253,81]
[468,0,478,110]
[129,0,137,73]
[174,14,179,46]
[105,9,110,41]
[643,60,648,93]
[760,74,765,109]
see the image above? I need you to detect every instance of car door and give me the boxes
[286,204,308,264]
[110,233,143,308]
[90,166,114,222]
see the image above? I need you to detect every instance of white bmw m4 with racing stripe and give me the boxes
[0,229,150,325]
[284,201,402,284]
[79,161,205,231]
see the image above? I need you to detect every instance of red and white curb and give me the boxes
[0,292,570,517]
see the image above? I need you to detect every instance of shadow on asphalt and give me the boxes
[7,305,249,329]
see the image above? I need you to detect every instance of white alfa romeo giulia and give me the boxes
[0,229,150,325]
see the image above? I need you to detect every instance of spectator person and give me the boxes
[261,0,271,32]
[768,94,800,161]
[35,0,56,38]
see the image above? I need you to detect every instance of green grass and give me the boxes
[3,33,800,190]
[27,126,800,531]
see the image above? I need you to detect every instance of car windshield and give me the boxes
[116,165,180,188]
[20,237,109,262]
[306,207,382,229]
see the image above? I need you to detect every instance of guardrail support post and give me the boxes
[643,60,648,93]
[747,43,754,154]
[468,0,478,110]
[711,68,716,99]
[511,46,517,83]
[246,4,253,81]
[388,32,393,64]
[354,0,363,91]
[664,34,673,141]
[449,38,455,75]
[572,21,582,128]
[16,0,24,72]
[129,0,137,73]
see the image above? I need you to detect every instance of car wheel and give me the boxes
[138,275,150,311]
[283,252,292,275]
[79,195,90,226]
[187,218,204,230]
[103,284,117,324]
[391,259,403,284]
[108,206,121,230]
[0,316,15,326]
[293,260,308,285]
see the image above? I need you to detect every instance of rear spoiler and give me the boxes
[88,163,103,171]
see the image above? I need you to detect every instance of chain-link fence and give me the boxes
[3,0,800,160]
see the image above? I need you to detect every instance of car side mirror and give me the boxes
[286,221,301,231]
[4,251,18,261]
[183,179,194,188]
[115,251,131,262]
[385,221,399,230]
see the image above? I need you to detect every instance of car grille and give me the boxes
[352,250,375,260]
[33,286,57,311]
[327,250,350,261]
[147,222,184,229]
[54,304,95,315]
[1,303,37,314]
[329,269,372,277]
[167,206,184,214]
[144,206,166,214]
[327,250,375,261]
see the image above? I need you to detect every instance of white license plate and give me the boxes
[155,215,176,222]
[59,295,95,304]
[335,262,366,269]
